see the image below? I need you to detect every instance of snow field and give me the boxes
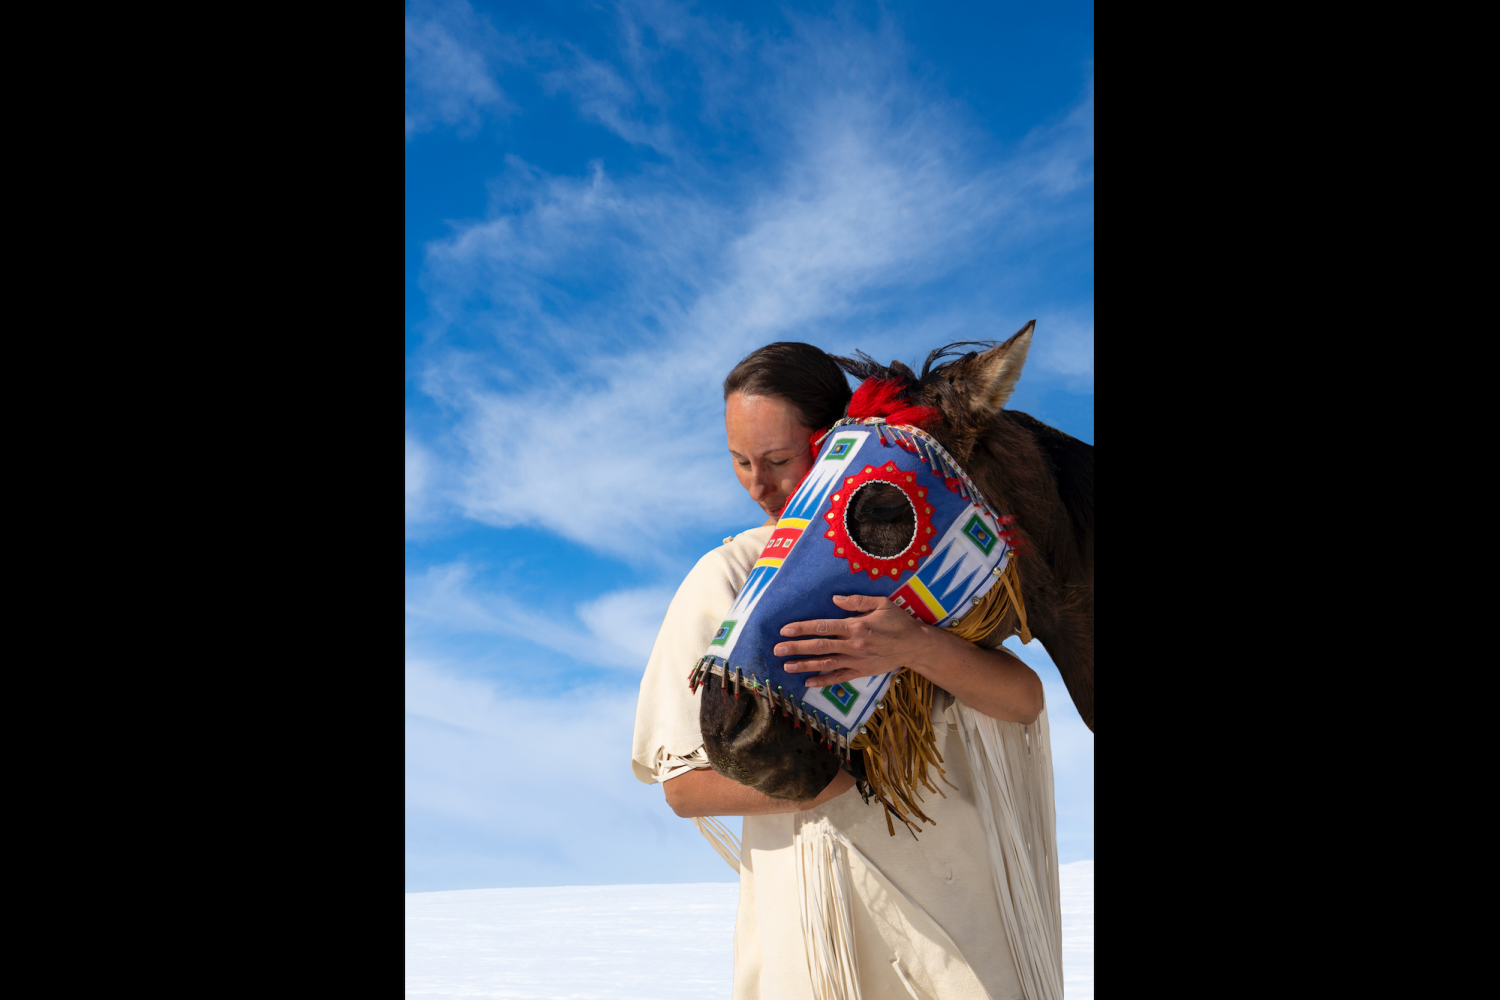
[1058,860,1093,998]
[406,860,1094,999]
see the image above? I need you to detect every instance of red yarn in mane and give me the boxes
[847,378,940,428]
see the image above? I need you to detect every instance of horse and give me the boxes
[700,322,1094,805]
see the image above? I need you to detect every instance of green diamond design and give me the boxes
[821,682,859,715]
[710,621,736,646]
[962,513,997,555]
[824,438,857,461]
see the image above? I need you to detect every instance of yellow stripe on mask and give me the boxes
[906,575,948,620]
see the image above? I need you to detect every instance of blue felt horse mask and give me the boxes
[691,416,1017,746]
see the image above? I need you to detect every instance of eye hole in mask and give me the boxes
[845,480,918,558]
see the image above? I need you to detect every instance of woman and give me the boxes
[631,342,1057,1000]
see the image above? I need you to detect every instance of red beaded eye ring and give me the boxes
[824,461,935,579]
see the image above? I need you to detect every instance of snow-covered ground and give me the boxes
[406,860,1093,999]
[1059,860,1093,998]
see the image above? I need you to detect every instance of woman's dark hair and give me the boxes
[723,342,852,431]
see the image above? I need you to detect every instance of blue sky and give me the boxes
[405,0,1094,892]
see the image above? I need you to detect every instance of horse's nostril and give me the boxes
[847,481,917,557]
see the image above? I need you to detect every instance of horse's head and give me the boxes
[833,321,1094,733]
[695,325,1043,805]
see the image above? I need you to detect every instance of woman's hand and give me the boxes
[774,594,1044,724]
[773,594,933,686]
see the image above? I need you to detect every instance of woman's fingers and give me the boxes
[783,656,842,673]
[779,617,854,638]
[831,593,896,612]
[774,636,850,658]
[779,596,890,638]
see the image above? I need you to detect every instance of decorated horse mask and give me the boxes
[690,415,1027,809]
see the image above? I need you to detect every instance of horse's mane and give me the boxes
[831,341,997,432]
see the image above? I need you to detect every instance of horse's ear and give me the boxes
[963,321,1034,415]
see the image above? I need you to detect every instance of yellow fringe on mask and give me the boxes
[849,558,1032,836]
[945,556,1032,645]
[848,669,948,836]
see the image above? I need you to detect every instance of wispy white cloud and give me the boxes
[576,586,678,667]
[406,432,434,521]
[406,561,674,671]
[1029,310,1095,389]
[542,46,676,154]
[405,0,515,140]
[405,657,734,889]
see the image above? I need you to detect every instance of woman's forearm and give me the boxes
[908,629,1043,724]
[662,766,856,818]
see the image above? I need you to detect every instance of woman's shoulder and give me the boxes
[717,524,774,548]
[699,525,774,578]
[664,526,773,612]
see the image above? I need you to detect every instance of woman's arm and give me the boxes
[774,594,1044,724]
[663,766,856,818]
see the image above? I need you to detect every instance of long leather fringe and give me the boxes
[691,816,743,873]
[956,702,1064,1000]
[795,815,863,1000]
[849,558,1031,836]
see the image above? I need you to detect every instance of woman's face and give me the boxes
[725,392,817,522]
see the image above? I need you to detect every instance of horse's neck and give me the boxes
[970,412,1087,582]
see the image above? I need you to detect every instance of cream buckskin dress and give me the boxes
[632,526,1063,1000]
